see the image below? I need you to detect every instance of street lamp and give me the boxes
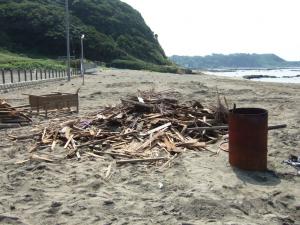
[80,34,85,85]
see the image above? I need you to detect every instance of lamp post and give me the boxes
[65,0,71,81]
[80,34,85,85]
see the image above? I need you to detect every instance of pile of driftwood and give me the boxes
[13,90,228,166]
[0,99,31,129]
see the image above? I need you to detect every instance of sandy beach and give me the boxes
[0,69,299,225]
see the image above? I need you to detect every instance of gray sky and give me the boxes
[121,0,300,61]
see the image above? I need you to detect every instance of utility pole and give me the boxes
[65,0,71,81]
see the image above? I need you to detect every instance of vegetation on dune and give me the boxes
[0,0,173,71]
[170,53,300,69]
[110,59,184,73]
[0,50,66,70]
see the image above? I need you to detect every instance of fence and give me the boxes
[0,68,79,92]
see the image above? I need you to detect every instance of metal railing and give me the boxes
[0,68,79,91]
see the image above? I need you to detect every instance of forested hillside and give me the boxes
[0,0,172,70]
[170,54,300,69]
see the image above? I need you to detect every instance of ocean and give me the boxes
[203,68,300,84]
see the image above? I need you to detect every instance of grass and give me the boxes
[0,50,66,70]
[110,59,192,74]
[0,50,192,74]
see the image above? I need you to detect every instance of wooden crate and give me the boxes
[29,92,79,117]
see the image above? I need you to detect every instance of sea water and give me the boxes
[203,68,300,84]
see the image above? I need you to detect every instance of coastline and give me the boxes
[201,68,300,84]
[0,69,299,225]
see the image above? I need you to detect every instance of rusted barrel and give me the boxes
[229,108,268,171]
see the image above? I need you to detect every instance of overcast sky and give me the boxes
[121,0,300,61]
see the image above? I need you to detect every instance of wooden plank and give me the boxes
[159,154,178,170]
[31,154,54,163]
[188,124,287,131]
[85,152,106,159]
[187,125,228,131]
[133,129,166,152]
[163,136,176,151]
[171,127,185,142]
[93,150,133,158]
[140,122,171,136]
[116,157,168,165]
[8,132,40,140]
[0,123,20,129]
[64,134,74,148]
[121,98,153,110]
[268,124,287,130]
[176,140,206,148]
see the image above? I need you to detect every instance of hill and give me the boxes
[0,0,175,71]
[170,53,300,69]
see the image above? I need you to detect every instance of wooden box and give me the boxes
[29,92,79,117]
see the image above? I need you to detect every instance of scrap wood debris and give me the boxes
[0,99,31,129]
[10,90,229,166]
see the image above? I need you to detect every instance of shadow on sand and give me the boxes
[232,167,281,186]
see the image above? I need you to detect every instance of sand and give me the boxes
[0,69,299,225]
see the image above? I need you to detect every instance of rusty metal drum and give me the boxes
[229,108,268,171]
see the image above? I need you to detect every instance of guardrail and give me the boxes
[0,68,79,92]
